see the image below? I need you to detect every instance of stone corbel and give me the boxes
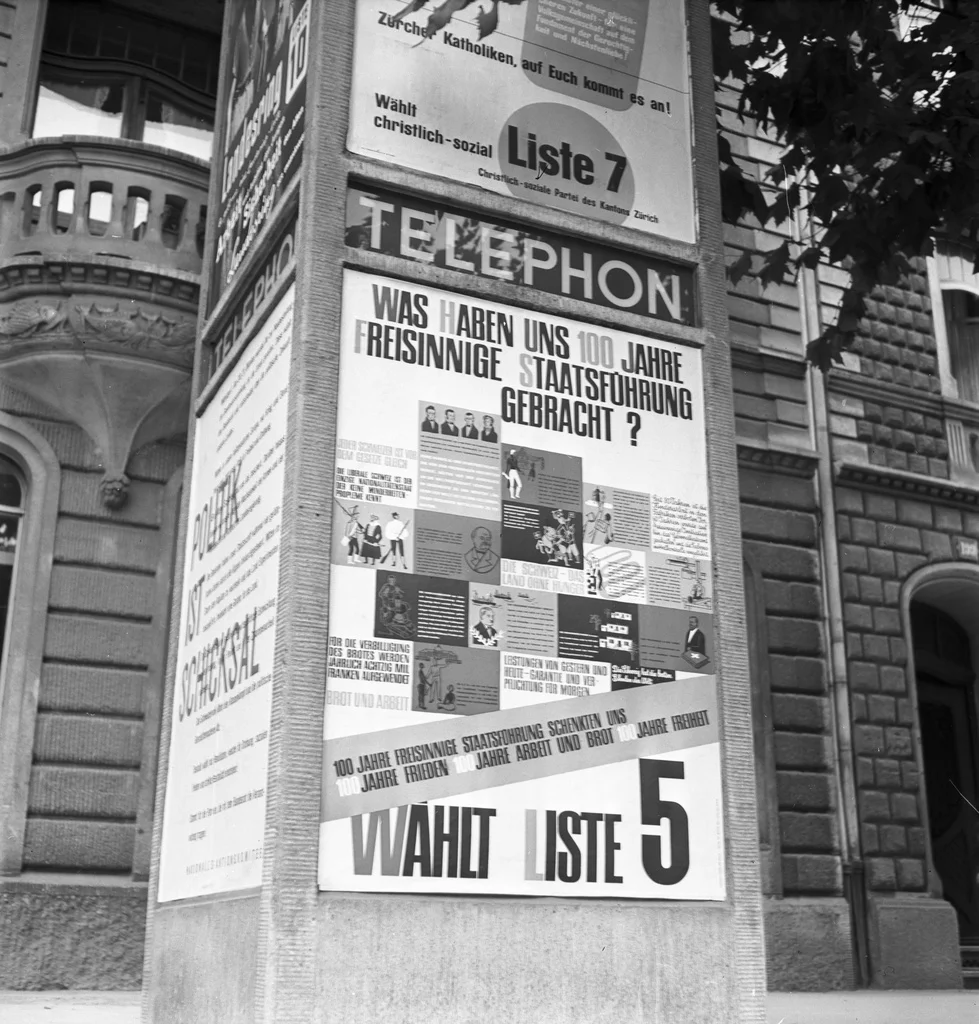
[2,353,192,508]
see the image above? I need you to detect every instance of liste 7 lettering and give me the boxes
[506,125,627,192]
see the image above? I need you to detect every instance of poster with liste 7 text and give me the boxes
[318,269,724,899]
[348,0,695,243]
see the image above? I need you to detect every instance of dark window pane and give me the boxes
[152,28,183,78]
[0,466,21,508]
[99,19,128,60]
[0,564,12,660]
[44,12,71,53]
[0,514,18,553]
[69,21,99,57]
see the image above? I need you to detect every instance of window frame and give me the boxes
[34,54,216,152]
[0,455,26,697]
[925,251,979,403]
[0,418,60,877]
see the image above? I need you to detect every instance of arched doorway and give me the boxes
[910,596,979,953]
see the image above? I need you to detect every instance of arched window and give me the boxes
[0,454,25,681]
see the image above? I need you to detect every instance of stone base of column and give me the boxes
[866,893,962,989]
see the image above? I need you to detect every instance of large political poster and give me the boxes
[318,269,723,899]
[210,0,309,314]
[158,287,293,901]
[348,0,695,243]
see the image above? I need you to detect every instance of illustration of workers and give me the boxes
[336,499,364,563]
[361,514,383,564]
[504,448,522,499]
[378,574,412,638]
[417,663,428,709]
[380,511,410,569]
[584,489,614,545]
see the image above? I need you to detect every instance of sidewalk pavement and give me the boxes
[1,989,978,1023]
[767,989,979,1023]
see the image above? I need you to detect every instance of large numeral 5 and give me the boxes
[639,759,690,885]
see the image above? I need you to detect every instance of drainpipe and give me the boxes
[797,216,870,986]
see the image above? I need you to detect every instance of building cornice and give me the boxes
[828,368,944,417]
[737,441,820,477]
[0,258,199,313]
[731,343,808,379]
[836,460,979,507]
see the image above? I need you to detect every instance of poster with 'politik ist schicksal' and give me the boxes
[348,0,695,243]
[318,270,724,900]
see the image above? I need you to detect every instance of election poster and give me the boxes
[348,0,695,243]
[210,0,309,314]
[158,287,293,901]
[318,269,724,899]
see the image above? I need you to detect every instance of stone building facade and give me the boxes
[0,0,976,995]
[0,0,220,989]
[722,82,979,988]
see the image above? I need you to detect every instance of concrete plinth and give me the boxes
[764,897,854,991]
[867,894,962,989]
[0,879,145,990]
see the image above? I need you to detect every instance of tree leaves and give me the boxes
[714,0,979,367]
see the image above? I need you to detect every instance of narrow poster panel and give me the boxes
[319,269,724,900]
[210,0,309,313]
[348,0,695,243]
[158,287,293,901]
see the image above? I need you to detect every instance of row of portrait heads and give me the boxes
[421,403,499,442]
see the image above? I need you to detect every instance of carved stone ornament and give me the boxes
[74,302,196,354]
[99,473,131,511]
[0,297,196,367]
[0,300,69,338]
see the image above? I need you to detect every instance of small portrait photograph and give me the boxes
[418,402,497,445]
[460,411,479,439]
[480,413,499,443]
[464,524,500,576]
[420,403,440,433]
[440,407,459,435]
[468,586,511,650]
[681,614,710,669]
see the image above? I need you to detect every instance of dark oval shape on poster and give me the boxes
[498,103,636,223]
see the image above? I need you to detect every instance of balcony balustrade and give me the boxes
[0,136,209,277]
[0,136,210,508]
